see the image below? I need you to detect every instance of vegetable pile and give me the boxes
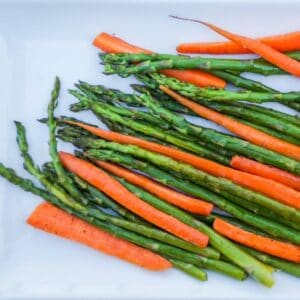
[1,18,300,288]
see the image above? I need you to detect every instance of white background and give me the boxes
[0,1,299,299]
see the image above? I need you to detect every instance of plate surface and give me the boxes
[0,1,299,299]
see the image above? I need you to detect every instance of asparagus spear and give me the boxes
[133,90,300,175]
[208,70,277,92]
[225,102,300,127]
[86,150,300,245]
[137,73,300,104]
[168,259,207,281]
[101,53,284,76]
[69,89,168,129]
[206,102,300,139]
[47,77,86,203]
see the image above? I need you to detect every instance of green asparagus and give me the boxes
[133,90,300,174]
[101,53,284,76]
[137,73,300,104]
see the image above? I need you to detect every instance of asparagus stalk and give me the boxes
[208,70,277,93]
[72,136,300,226]
[130,84,196,114]
[206,102,300,139]
[133,90,300,175]
[86,150,300,245]
[69,89,168,129]
[47,77,86,203]
[101,53,284,76]
[225,102,300,127]
[168,259,207,281]
[137,73,300,104]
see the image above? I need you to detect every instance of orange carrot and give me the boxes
[59,152,209,248]
[176,31,300,54]
[171,17,300,77]
[231,156,300,192]
[160,86,300,161]
[27,202,171,271]
[213,218,300,263]
[95,161,213,215]
[93,32,226,88]
[65,120,300,210]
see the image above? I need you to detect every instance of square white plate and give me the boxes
[0,0,299,299]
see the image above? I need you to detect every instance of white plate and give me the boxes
[0,0,299,299]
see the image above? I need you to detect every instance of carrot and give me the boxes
[213,218,300,263]
[171,17,300,77]
[160,86,300,161]
[176,31,300,54]
[93,32,226,88]
[95,161,213,215]
[231,156,300,192]
[27,202,171,271]
[59,152,209,248]
[65,120,300,210]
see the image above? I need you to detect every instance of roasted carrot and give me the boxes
[213,218,300,263]
[93,32,226,88]
[231,156,300,192]
[65,120,300,210]
[176,31,300,54]
[27,202,171,270]
[59,152,209,248]
[160,86,300,161]
[95,161,213,215]
[171,17,300,77]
